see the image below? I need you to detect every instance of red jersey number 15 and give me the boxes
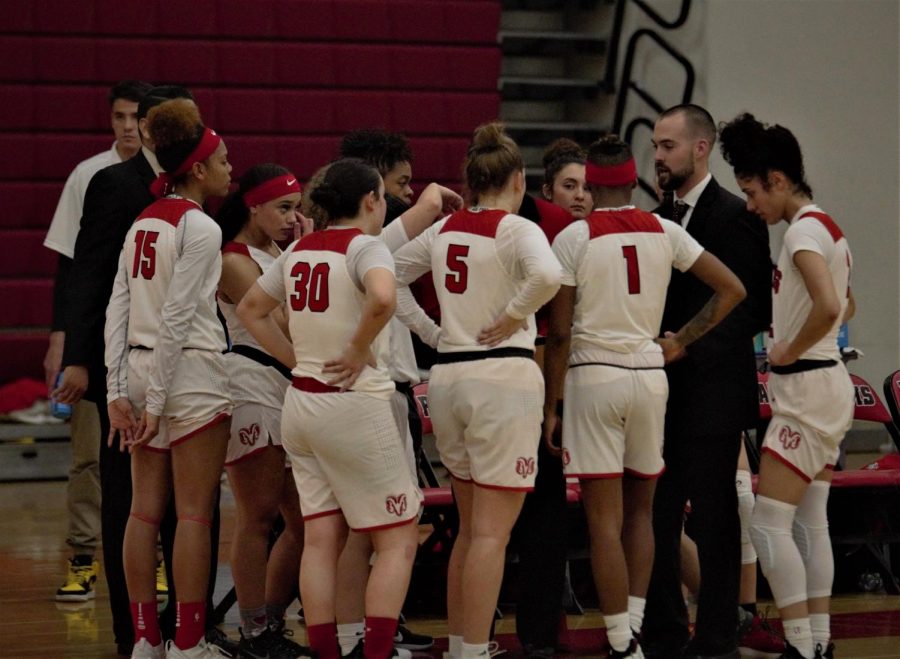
[132,229,159,280]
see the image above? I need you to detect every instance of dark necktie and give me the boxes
[673,200,689,225]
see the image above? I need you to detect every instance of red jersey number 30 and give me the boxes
[445,244,470,294]
[290,262,330,312]
[132,230,159,280]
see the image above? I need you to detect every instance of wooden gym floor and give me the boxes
[3,477,900,658]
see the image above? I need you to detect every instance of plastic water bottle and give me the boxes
[50,373,73,420]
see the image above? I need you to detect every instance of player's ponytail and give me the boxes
[463,122,524,203]
[309,158,381,223]
[719,113,812,197]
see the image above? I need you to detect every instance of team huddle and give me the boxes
[49,81,853,659]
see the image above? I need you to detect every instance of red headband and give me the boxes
[151,127,223,197]
[244,174,302,207]
[585,158,637,187]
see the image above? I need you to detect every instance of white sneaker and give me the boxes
[165,638,233,658]
[132,638,165,659]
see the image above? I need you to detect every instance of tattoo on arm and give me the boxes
[676,294,723,347]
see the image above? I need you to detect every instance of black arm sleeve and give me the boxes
[51,254,73,332]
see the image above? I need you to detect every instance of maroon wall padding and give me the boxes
[0,280,53,327]
[0,331,47,383]
[0,0,502,384]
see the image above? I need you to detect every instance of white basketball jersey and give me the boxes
[123,197,226,351]
[282,228,395,399]
[218,241,278,351]
[431,208,539,353]
[553,206,703,367]
[773,206,852,361]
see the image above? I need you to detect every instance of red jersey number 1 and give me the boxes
[445,244,470,294]
[622,245,640,294]
[132,230,159,280]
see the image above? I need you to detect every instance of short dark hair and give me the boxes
[339,129,413,177]
[660,103,717,147]
[137,84,194,120]
[108,80,153,106]
[309,158,382,223]
[719,112,812,197]
[584,134,633,190]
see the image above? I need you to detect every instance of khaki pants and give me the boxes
[66,399,101,555]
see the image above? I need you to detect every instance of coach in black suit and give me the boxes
[641,105,772,659]
[56,86,224,658]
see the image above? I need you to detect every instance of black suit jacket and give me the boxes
[657,177,772,436]
[63,150,156,402]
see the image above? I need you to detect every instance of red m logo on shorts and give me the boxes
[386,494,408,517]
[239,423,260,447]
[779,425,801,450]
[515,457,536,479]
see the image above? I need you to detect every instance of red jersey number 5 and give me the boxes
[290,262,330,312]
[132,230,159,280]
[445,244,469,294]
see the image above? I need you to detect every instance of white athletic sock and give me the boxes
[604,611,632,652]
[448,634,464,658]
[460,641,489,658]
[783,617,815,659]
[337,621,365,656]
[627,596,646,634]
[809,613,830,649]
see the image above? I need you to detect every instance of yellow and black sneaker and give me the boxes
[155,559,169,602]
[55,556,99,602]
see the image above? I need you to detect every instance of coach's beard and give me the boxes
[656,163,692,192]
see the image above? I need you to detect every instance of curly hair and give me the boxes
[542,138,586,189]
[463,122,524,203]
[719,112,812,197]
[339,129,413,177]
[146,98,205,174]
[216,163,293,244]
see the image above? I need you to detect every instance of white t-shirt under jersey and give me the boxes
[257,226,397,400]
[105,196,227,414]
[553,206,703,368]
[773,204,852,361]
[392,207,561,354]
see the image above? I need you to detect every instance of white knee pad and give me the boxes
[794,481,833,599]
[750,495,808,608]
[736,470,757,564]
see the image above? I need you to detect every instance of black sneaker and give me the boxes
[240,626,315,658]
[393,624,433,650]
[609,637,642,658]
[816,642,835,659]
[780,643,809,659]
[344,639,409,658]
[206,626,240,656]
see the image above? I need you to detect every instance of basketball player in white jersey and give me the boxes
[542,135,746,658]
[302,159,462,658]
[721,114,854,659]
[391,122,562,659]
[104,99,233,659]
[214,163,316,658]
[237,159,422,659]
